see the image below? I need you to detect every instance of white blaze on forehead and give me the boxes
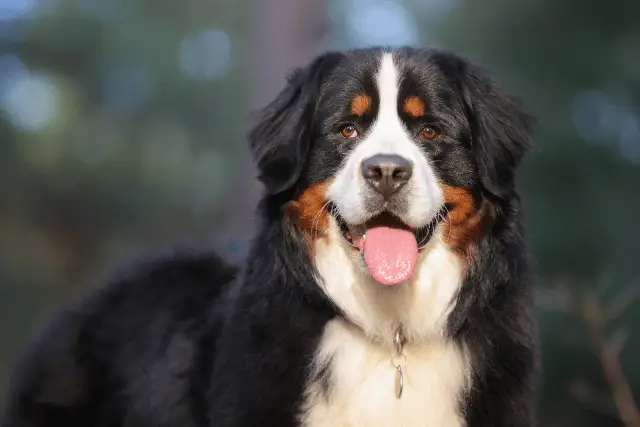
[376,53,403,137]
[328,51,444,228]
[361,52,409,153]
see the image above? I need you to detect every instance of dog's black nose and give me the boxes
[361,154,413,199]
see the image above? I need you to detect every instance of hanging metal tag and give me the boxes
[395,365,404,399]
[392,327,407,399]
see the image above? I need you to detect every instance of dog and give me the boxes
[1,46,538,427]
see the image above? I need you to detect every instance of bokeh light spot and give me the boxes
[0,0,39,22]
[572,90,622,144]
[0,54,28,91]
[345,0,418,47]
[1,70,60,132]
[618,113,640,164]
[178,27,232,80]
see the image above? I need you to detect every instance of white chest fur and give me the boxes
[300,220,470,427]
[300,320,470,427]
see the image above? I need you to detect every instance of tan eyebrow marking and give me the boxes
[350,94,372,117]
[403,96,425,118]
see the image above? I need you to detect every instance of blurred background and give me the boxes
[1,0,639,425]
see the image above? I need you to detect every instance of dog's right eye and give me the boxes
[340,125,358,138]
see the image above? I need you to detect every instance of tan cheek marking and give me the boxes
[403,96,425,118]
[284,181,332,252]
[440,185,487,256]
[351,94,372,117]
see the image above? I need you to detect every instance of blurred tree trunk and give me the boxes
[249,0,329,109]
[220,0,329,256]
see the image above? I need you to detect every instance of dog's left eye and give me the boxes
[340,125,358,138]
[420,126,439,141]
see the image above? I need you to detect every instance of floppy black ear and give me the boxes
[249,52,343,196]
[462,62,533,199]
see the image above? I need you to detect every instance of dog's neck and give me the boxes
[244,203,469,346]
[311,217,464,346]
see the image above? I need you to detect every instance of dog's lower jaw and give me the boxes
[314,217,462,344]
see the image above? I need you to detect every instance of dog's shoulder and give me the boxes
[92,248,239,319]
[2,248,238,427]
[66,247,239,343]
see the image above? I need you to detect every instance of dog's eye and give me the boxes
[340,125,358,138]
[420,126,439,141]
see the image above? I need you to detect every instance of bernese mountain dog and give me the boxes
[1,47,538,427]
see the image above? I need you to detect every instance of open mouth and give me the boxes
[333,209,443,286]
[336,212,436,251]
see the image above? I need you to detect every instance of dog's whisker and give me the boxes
[310,200,332,242]
[441,205,452,244]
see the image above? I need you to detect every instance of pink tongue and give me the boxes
[363,227,418,285]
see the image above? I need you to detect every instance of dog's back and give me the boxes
[1,250,237,427]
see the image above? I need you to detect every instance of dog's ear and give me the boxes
[249,52,343,196]
[461,61,533,199]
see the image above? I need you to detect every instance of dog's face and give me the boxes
[250,47,531,286]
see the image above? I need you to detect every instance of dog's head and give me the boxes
[250,47,532,286]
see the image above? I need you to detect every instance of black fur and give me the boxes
[1,47,537,427]
[249,52,344,196]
